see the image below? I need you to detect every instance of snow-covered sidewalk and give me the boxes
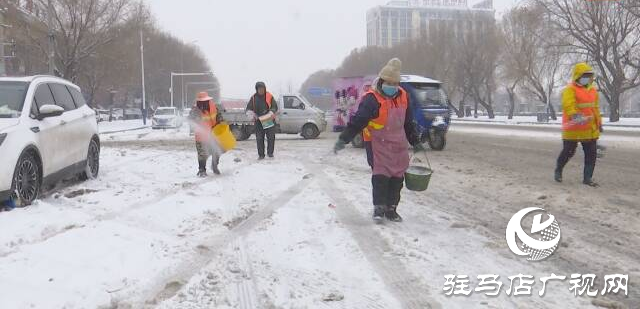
[453,115,640,129]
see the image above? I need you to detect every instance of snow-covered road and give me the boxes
[0,124,637,308]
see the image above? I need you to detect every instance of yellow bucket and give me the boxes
[212,122,236,152]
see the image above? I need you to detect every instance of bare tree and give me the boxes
[457,23,500,119]
[535,0,640,122]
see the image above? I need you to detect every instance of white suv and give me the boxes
[0,76,100,206]
[152,107,183,129]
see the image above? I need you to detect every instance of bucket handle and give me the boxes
[410,149,432,170]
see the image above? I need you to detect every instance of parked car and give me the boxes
[0,75,100,206]
[95,109,110,122]
[109,108,124,121]
[152,107,183,129]
[223,94,327,140]
[124,108,143,120]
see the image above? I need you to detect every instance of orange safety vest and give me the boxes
[362,88,409,142]
[195,101,218,142]
[252,92,274,110]
[562,83,600,140]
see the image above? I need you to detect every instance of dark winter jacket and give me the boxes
[246,93,278,117]
[339,91,420,146]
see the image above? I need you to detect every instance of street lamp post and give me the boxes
[180,40,198,107]
[185,81,218,103]
[169,72,214,109]
[140,29,147,125]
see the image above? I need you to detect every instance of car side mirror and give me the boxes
[38,105,64,120]
[299,103,306,110]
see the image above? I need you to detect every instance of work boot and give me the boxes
[258,155,266,160]
[373,205,386,224]
[554,169,563,183]
[211,158,221,175]
[583,165,598,187]
[268,154,274,159]
[197,160,207,177]
[385,205,403,222]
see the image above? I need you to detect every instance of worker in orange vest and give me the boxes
[190,92,223,177]
[555,63,603,187]
[334,58,422,223]
[246,82,278,159]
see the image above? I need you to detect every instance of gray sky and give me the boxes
[149,0,515,98]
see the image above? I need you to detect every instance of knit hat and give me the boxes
[379,58,402,84]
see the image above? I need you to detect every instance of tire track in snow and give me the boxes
[305,162,442,309]
[232,238,260,309]
[136,176,313,308]
[0,154,255,260]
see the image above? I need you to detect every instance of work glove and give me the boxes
[413,143,426,153]
[334,140,347,154]
[599,126,604,133]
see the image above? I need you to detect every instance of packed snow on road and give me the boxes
[0,122,637,309]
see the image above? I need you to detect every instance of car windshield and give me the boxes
[0,82,29,118]
[410,83,448,108]
[155,109,175,116]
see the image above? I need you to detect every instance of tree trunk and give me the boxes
[474,101,478,118]
[609,95,620,122]
[448,101,460,118]
[458,101,465,118]
[548,102,557,121]
[506,87,516,120]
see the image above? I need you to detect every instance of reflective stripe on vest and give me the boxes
[366,88,408,132]
[576,102,596,108]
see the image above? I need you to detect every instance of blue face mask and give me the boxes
[381,84,399,97]
[578,77,591,86]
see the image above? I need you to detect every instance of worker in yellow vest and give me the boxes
[555,63,603,187]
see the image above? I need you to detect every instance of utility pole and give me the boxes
[140,29,147,125]
[47,0,55,75]
[170,72,214,108]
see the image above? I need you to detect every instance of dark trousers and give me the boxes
[365,141,374,168]
[556,140,597,181]
[372,175,404,206]
[196,141,219,171]
[255,122,276,157]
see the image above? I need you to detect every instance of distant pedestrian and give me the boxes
[246,82,278,160]
[334,58,423,223]
[190,92,223,177]
[555,62,603,187]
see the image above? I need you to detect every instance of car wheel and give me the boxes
[301,124,320,139]
[11,152,41,206]
[231,125,249,141]
[428,130,446,151]
[80,139,100,180]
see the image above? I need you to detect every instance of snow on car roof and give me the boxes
[400,75,442,84]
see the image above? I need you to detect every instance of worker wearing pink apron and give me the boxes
[334,58,423,223]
